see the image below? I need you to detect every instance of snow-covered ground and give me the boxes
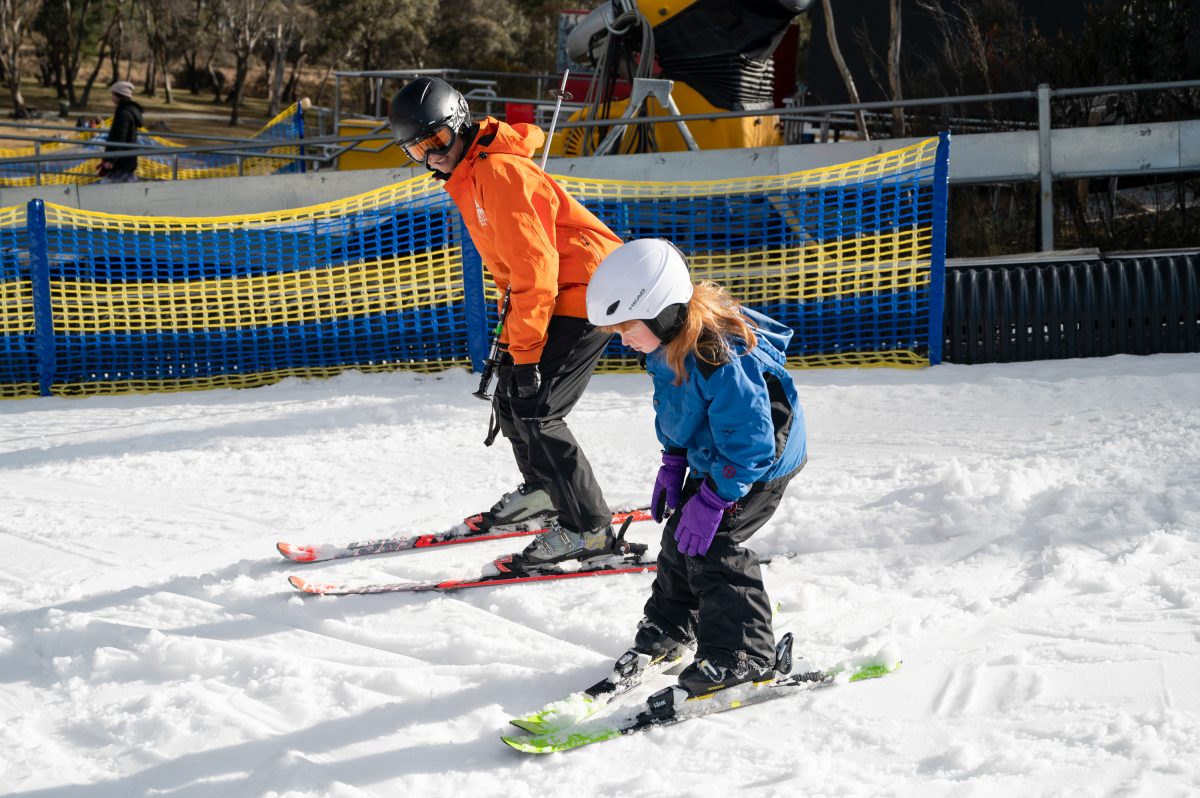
[2,354,1198,797]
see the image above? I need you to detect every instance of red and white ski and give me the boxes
[277,507,654,564]
[287,553,658,596]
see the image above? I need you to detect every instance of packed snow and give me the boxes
[1,353,1198,797]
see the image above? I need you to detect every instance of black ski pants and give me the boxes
[645,471,797,670]
[495,315,613,533]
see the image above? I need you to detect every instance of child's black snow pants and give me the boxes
[644,469,799,671]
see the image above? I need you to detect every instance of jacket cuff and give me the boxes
[703,475,740,504]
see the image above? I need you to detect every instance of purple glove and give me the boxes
[651,452,689,522]
[674,481,735,557]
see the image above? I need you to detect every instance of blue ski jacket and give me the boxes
[646,308,807,502]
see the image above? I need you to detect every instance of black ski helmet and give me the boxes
[388,77,471,147]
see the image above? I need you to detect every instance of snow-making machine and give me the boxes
[551,0,814,157]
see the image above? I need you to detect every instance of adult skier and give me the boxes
[389,77,625,570]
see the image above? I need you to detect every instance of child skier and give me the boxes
[585,238,807,696]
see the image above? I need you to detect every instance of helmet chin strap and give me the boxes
[644,302,688,344]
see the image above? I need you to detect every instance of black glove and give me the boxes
[494,350,514,398]
[510,363,541,399]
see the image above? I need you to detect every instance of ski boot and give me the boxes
[470,483,556,530]
[675,633,796,698]
[607,618,695,689]
[638,635,799,724]
[484,515,647,576]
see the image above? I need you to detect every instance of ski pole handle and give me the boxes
[473,287,512,401]
[539,70,572,171]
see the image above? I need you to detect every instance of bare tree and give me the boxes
[309,0,429,114]
[76,3,122,107]
[0,0,43,117]
[216,0,272,125]
[913,0,1036,128]
[34,0,104,107]
[855,0,907,137]
[176,0,221,97]
[104,0,128,83]
[819,0,869,140]
[137,0,188,104]
[261,0,315,115]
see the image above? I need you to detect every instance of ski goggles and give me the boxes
[401,124,457,164]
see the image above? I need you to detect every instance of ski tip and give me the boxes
[288,575,328,595]
[614,507,654,523]
[502,734,557,754]
[502,726,620,754]
[277,542,318,563]
[509,718,551,734]
[509,694,598,735]
[848,660,901,682]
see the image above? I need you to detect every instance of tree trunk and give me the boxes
[161,56,173,104]
[111,17,127,83]
[228,60,249,125]
[7,79,28,118]
[269,23,287,116]
[77,37,108,108]
[182,52,199,93]
[888,0,905,137]
[313,61,336,107]
[284,55,304,103]
[820,0,870,141]
[144,56,156,95]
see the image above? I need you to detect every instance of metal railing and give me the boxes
[0,120,397,184]
[1,76,1196,254]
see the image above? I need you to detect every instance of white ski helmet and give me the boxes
[587,239,693,335]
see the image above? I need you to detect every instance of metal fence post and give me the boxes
[1038,83,1053,251]
[459,215,489,372]
[296,102,307,174]
[928,132,952,365]
[27,199,55,396]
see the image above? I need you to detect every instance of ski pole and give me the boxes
[472,286,512,401]
[539,70,572,170]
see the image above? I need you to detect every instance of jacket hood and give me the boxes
[119,99,144,126]
[743,307,793,366]
[473,117,545,159]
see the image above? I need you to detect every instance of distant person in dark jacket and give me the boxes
[99,81,143,183]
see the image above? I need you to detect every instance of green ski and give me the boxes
[509,645,694,734]
[503,635,898,754]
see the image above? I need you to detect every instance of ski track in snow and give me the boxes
[1,356,1199,797]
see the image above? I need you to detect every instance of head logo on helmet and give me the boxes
[628,288,646,312]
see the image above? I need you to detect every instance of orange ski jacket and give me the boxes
[442,117,622,365]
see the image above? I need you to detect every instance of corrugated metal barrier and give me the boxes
[943,252,1200,363]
